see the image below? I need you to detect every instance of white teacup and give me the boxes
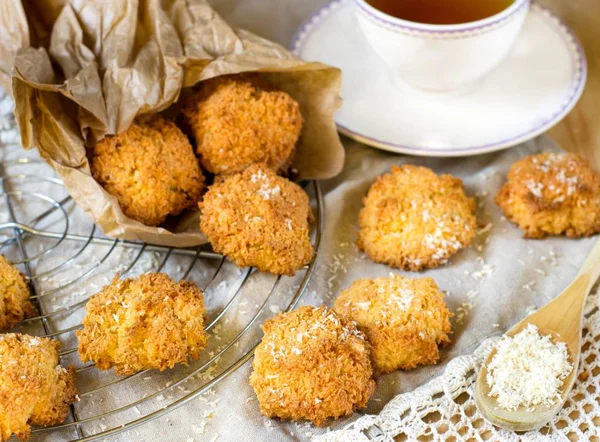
[353,0,530,92]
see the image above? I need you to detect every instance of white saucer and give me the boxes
[291,1,586,156]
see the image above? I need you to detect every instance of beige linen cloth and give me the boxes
[1,1,597,441]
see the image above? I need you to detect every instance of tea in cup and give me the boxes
[354,0,530,91]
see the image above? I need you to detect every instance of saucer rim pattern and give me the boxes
[291,0,587,157]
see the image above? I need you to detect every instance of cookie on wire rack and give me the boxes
[358,165,476,271]
[77,273,208,375]
[200,164,314,276]
[334,274,452,374]
[249,306,375,425]
[0,334,77,442]
[0,255,35,330]
[496,152,600,238]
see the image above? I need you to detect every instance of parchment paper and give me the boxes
[1,0,344,247]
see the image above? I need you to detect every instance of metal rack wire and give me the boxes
[0,98,323,441]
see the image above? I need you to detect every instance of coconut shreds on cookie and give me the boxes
[496,152,600,238]
[181,76,303,175]
[91,116,205,227]
[249,306,375,425]
[358,165,476,271]
[334,275,452,374]
[200,164,314,276]
[0,334,77,442]
[77,273,208,375]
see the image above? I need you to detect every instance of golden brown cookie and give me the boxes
[199,164,314,276]
[0,334,77,442]
[0,255,35,330]
[496,152,600,238]
[77,273,208,375]
[249,306,375,425]
[181,76,303,175]
[358,165,476,271]
[334,275,452,374]
[90,116,205,227]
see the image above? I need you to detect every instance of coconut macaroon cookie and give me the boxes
[496,152,600,238]
[334,275,452,373]
[90,116,205,227]
[200,164,314,276]
[181,77,303,175]
[249,306,375,425]
[358,165,476,271]
[0,255,35,330]
[77,273,208,375]
[0,334,77,442]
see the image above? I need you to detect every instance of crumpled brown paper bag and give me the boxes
[2,0,344,247]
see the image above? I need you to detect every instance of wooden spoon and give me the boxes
[475,238,600,431]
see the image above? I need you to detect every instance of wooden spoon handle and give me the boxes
[577,238,600,292]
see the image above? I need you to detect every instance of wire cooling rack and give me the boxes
[0,93,323,441]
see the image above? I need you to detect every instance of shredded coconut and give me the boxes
[526,179,544,198]
[257,184,280,200]
[354,301,371,310]
[28,337,40,347]
[387,292,413,312]
[477,223,493,235]
[250,169,268,183]
[486,324,573,411]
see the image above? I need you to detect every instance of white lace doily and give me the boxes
[321,285,600,442]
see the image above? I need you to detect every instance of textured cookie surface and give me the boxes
[181,76,303,175]
[77,273,208,375]
[91,116,204,227]
[358,165,476,271]
[249,306,375,425]
[0,255,34,330]
[200,164,314,276]
[496,152,600,238]
[334,275,452,374]
[0,334,77,442]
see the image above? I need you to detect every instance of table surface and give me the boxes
[540,0,599,170]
